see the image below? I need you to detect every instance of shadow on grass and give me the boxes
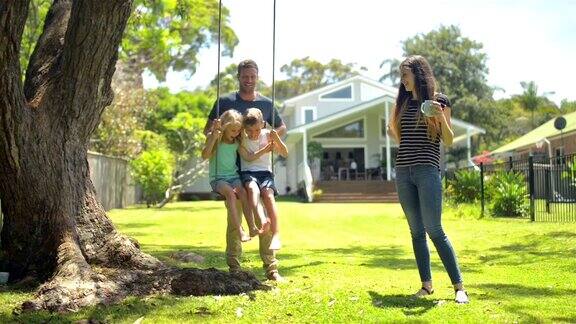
[368,290,437,316]
[152,205,223,213]
[469,283,576,322]
[547,231,576,238]
[471,283,576,298]
[139,244,227,269]
[3,295,208,324]
[461,233,576,267]
[303,246,481,274]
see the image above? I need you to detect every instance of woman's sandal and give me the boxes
[455,289,469,304]
[413,286,434,298]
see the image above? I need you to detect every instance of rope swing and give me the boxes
[214,0,279,173]
[214,0,223,174]
[271,0,277,172]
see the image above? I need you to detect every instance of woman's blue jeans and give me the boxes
[395,165,463,284]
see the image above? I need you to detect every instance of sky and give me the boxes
[143,0,576,105]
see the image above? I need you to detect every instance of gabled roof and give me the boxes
[282,75,397,106]
[287,95,394,134]
[287,95,486,144]
[492,111,576,154]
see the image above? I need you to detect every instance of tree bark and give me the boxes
[0,0,263,312]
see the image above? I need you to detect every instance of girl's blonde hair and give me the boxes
[220,109,243,140]
[390,55,442,141]
[243,108,264,127]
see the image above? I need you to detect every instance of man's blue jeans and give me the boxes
[395,165,463,284]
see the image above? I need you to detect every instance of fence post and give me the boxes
[508,156,513,171]
[528,155,535,222]
[545,168,550,213]
[480,163,485,218]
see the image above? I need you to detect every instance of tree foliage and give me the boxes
[402,25,493,105]
[22,0,238,82]
[273,57,364,100]
[123,0,238,81]
[513,81,558,129]
[384,25,568,152]
[137,89,210,207]
[378,58,401,87]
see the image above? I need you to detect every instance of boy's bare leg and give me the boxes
[261,188,281,250]
[236,185,259,237]
[218,184,250,242]
[246,181,270,233]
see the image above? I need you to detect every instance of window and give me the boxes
[319,85,352,100]
[301,106,316,124]
[315,120,364,138]
[305,109,314,123]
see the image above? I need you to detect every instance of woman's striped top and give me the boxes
[395,94,451,169]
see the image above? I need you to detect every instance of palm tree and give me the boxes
[379,58,401,87]
[517,81,555,129]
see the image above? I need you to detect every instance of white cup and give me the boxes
[420,100,437,117]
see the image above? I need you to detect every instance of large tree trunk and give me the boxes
[0,0,262,312]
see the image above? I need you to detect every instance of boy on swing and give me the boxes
[240,108,288,251]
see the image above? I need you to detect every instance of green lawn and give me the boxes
[1,201,576,323]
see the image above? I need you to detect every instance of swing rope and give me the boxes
[214,0,223,176]
[271,0,277,173]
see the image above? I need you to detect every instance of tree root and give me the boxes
[20,267,265,313]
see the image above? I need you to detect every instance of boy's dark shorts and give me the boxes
[240,171,278,196]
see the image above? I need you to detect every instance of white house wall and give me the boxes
[286,80,389,129]
[361,82,388,101]
[307,104,390,169]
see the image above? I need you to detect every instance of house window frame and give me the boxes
[311,116,367,140]
[301,106,317,124]
[318,84,354,102]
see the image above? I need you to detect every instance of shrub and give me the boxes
[562,159,576,188]
[487,171,529,217]
[130,149,174,207]
[447,169,481,203]
[312,189,323,202]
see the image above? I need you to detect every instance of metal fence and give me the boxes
[446,153,576,222]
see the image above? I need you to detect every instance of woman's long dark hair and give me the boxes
[390,55,441,140]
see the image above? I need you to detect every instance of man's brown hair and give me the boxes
[237,59,259,76]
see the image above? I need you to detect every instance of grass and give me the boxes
[1,201,576,323]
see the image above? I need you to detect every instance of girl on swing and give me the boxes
[202,109,271,242]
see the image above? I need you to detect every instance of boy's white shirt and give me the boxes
[241,128,272,172]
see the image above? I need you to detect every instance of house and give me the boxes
[491,111,576,159]
[184,75,485,201]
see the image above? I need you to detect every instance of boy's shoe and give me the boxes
[269,233,282,250]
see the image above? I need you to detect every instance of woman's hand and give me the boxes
[430,101,446,119]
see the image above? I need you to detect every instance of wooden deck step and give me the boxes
[314,180,398,203]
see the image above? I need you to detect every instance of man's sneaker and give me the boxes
[266,272,285,282]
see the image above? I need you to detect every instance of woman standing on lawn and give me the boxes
[388,55,469,303]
